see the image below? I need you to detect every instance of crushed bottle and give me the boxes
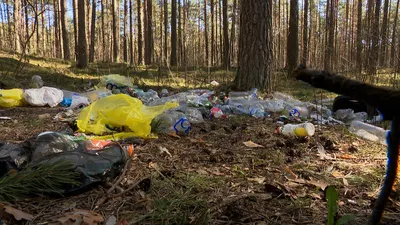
[277,122,315,137]
[349,120,388,145]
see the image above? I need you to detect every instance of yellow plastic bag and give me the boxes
[76,94,178,139]
[0,89,24,108]
[98,74,134,88]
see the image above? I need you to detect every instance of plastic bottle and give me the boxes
[249,106,269,118]
[262,99,285,113]
[289,106,310,119]
[277,122,316,137]
[182,108,205,124]
[210,107,225,118]
[161,89,169,97]
[137,89,160,104]
[84,88,112,102]
[228,88,258,101]
[349,120,388,145]
[69,94,90,110]
[152,111,191,134]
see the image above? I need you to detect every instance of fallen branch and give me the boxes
[106,159,131,195]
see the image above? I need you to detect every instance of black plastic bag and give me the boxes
[0,143,29,177]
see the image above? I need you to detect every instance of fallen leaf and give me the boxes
[168,133,181,138]
[0,204,33,221]
[243,141,264,148]
[284,166,298,179]
[331,171,344,178]
[116,218,128,225]
[247,177,266,184]
[317,143,332,160]
[57,209,104,225]
[158,146,172,157]
[189,138,205,143]
[309,192,322,199]
[148,162,160,171]
[307,179,328,190]
[343,178,349,186]
[338,154,357,159]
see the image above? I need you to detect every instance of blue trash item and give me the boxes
[60,98,72,107]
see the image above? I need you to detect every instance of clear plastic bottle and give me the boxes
[277,122,315,137]
[161,89,169,97]
[228,88,258,101]
[152,111,191,134]
[349,120,388,145]
[137,89,160,104]
[289,106,310,119]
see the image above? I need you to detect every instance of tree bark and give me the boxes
[204,0,208,66]
[144,0,153,65]
[23,0,30,54]
[211,0,214,66]
[178,0,182,65]
[302,0,308,65]
[170,0,177,66]
[130,0,134,64]
[101,0,105,61]
[368,0,380,75]
[287,0,299,74]
[137,0,143,64]
[391,0,400,67]
[88,0,96,62]
[112,0,119,62]
[77,0,88,68]
[72,0,78,59]
[356,0,362,74]
[380,0,390,67]
[222,0,229,69]
[123,0,128,62]
[229,0,236,66]
[53,0,61,58]
[14,0,21,53]
[60,0,71,60]
[163,0,168,65]
[234,0,273,92]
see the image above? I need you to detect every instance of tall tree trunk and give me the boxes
[391,0,400,67]
[101,0,106,61]
[144,0,153,65]
[0,4,4,50]
[222,0,229,69]
[178,0,182,66]
[229,0,236,66]
[369,0,380,75]
[204,0,208,66]
[112,0,119,62]
[53,0,61,58]
[6,0,12,50]
[35,1,40,54]
[302,0,308,65]
[356,0,363,74]
[287,0,299,74]
[23,0,29,54]
[72,0,78,59]
[77,0,88,68]
[60,0,71,60]
[162,0,167,65]
[89,0,96,62]
[234,0,273,92]
[218,0,222,65]
[130,0,134,64]
[211,0,214,65]
[14,0,21,53]
[170,0,177,66]
[123,0,128,62]
[380,0,390,67]
[137,0,143,64]
[324,0,335,71]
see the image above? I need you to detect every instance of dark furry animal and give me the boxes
[294,64,399,225]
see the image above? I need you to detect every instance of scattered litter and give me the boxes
[277,122,315,137]
[158,146,172,157]
[0,89,25,108]
[210,80,220,86]
[0,116,11,120]
[243,141,264,148]
[24,86,64,107]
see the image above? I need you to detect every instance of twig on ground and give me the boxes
[107,159,132,195]
[109,175,151,198]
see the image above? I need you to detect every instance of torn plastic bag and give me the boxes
[0,143,30,177]
[29,142,130,195]
[24,87,64,107]
[76,94,178,140]
[0,89,25,108]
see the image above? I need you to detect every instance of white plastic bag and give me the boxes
[69,94,90,110]
[24,87,64,107]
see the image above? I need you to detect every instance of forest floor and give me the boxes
[0,52,399,225]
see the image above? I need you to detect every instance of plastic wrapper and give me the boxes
[0,89,25,108]
[98,74,134,89]
[76,94,178,139]
[0,143,29,177]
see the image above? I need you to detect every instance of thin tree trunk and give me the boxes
[112,0,119,62]
[72,0,78,59]
[0,4,4,50]
[204,0,208,66]
[391,0,400,66]
[53,0,61,58]
[6,0,12,50]
[369,0,380,76]
[222,0,229,69]
[130,0,134,64]
[356,0,362,74]
[123,0,128,62]
[162,0,167,66]
[89,0,96,62]
[218,0,222,65]
[101,0,106,61]
[287,0,299,73]
[23,0,30,54]
[178,0,182,66]
[211,0,214,66]
[170,0,177,66]
[137,0,143,64]
[60,0,71,60]
[77,0,88,68]
[229,0,236,66]
[302,0,309,65]
[14,0,21,53]
[380,0,390,67]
